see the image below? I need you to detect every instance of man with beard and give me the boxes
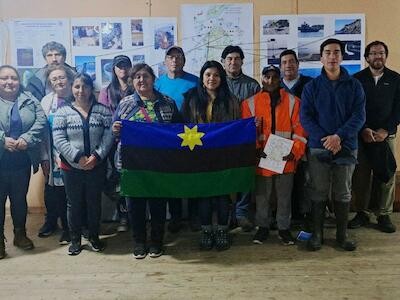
[26,41,75,100]
[349,41,400,233]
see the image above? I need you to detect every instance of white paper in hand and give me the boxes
[258,134,294,174]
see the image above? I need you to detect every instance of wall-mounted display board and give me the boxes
[260,14,365,77]
[181,3,254,77]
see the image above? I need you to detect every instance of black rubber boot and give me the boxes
[307,202,325,251]
[0,232,6,259]
[13,228,34,250]
[334,201,357,251]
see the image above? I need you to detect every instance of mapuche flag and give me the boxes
[120,118,256,198]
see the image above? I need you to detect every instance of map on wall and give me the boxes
[260,14,365,77]
[181,3,254,77]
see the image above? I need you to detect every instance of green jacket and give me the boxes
[0,91,46,173]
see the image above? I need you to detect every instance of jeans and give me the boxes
[167,198,182,221]
[0,167,31,232]
[127,197,166,245]
[44,184,68,230]
[255,174,293,230]
[235,192,251,219]
[308,148,356,204]
[62,165,106,240]
[198,195,230,228]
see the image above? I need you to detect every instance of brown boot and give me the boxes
[13,228,34,250]
[0,233,6,259]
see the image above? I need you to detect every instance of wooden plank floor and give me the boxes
[1,213,400,300]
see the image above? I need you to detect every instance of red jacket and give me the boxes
[242,89,307,177]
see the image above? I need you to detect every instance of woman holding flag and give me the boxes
[112,63,181,259]
[181,60,240,251]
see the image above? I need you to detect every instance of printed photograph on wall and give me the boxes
[335,19,361,34]
[131,19,144,46]
[267,38,287,65]
[263,19,289,35]
[343,40,361,60]
[17,68,40,87]
[16,48,34,66]
[101,22,122,50]
[298,17,324,38]
[298,41,321,62]
[154,25,174,50]
[72,26,100,47]
[101,58,113,84]
[132,55,145,65]
[75,56,96,80]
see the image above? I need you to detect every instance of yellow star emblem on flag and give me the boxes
[177,125,205,151]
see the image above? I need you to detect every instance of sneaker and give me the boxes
[199,229,214,250]
[117,218,129,233]
[59,231,71,245]
[38,222,58,237]
[278,230,296,245]
[168,220,183,234]
[253,227,269,244]
[148,244,163,258]
[215,229,230,251]
[238,217,254,232]
[348,212,370,229]
[89,238,106,252]
[68,241,82,256]
[133,243,147,259]
[377,215,396,233]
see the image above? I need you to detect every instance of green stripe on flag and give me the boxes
[120,167,255,198]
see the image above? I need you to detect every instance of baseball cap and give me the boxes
[113,55,132,68]
[165,46,185,59]
[262,65,280,76]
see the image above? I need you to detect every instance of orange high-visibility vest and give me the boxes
[242,89,307,177]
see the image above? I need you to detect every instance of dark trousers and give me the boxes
[127,197,166,245]
[199,195,230,226]
[62,165,106,240]
[0,167,31,232]
[167,198,182,221]
[44,184,68,230]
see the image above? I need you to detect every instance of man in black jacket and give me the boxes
[349,41,400,233]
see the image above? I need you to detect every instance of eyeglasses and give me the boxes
[50,76,67,83]
[369,51,386,56]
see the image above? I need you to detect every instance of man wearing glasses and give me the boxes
[155,46,199,233]
[349,41,400,233]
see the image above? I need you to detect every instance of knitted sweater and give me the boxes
[52,101,113,170]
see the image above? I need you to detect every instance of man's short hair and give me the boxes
[279,49,299,65]
[319,38,345,56]
[41,41,66,59]
[221,45,244,60]
[364,40,389,59]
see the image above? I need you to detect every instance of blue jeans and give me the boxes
[0,167,31,232]
[62,165,106,240]
[235,192,251,219]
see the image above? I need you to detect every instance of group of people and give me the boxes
[0,38,398,260]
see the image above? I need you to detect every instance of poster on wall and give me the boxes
[0,21,7,65]
[260,14,365,77]
[71,17,176,88]
[9,19,71,87]
[181,3,254,77]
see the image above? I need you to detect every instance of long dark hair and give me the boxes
[71,72,97,103]
[195,60,234,122]
[108,58,133,108]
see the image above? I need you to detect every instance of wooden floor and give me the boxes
[1,213,400,300]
